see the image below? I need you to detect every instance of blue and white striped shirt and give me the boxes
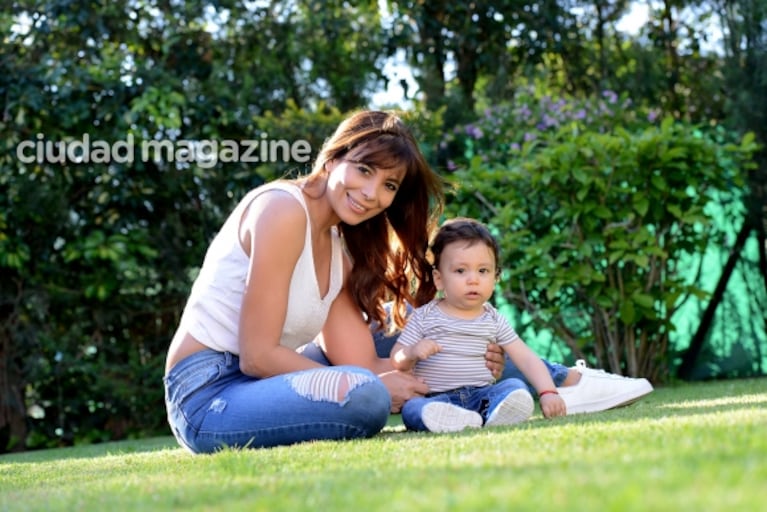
[397,299,519,392]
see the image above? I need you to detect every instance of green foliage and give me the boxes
[443,91,758,381]
[253,100,346,179]
[386,0,581,121]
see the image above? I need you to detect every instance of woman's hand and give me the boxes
[540,393,567,418]
[378,370,429,413]
[484,343,506,380]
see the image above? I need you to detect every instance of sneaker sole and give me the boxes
[485,389,534,427]
[563,380,654,415]
[421,402,483,433]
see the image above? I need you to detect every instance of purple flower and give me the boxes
[541,114,558,129]
[602,90,618,103]
[465,124,484,139]
[517,105,532,120]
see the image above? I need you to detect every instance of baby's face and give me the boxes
[433,240,496,314]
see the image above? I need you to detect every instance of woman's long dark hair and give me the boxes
[301,110,445,331]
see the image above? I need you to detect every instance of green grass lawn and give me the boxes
[1,377,765,511]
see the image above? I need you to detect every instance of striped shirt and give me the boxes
[397,299,519,393]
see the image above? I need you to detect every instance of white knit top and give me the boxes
[396,299,520,392]
[178,181,344,353]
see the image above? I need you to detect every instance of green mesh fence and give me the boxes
[670,199,766,380]
[497,195,767,381]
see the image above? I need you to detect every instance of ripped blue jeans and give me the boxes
[164,350,391,453]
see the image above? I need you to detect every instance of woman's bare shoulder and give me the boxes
[239,186,308,255]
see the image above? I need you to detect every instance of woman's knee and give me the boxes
[286,366,390,429]
[337,368,390,435]
[285,367,381,403]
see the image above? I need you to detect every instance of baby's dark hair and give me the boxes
[430,217,501,277]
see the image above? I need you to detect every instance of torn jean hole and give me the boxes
[287,369,373,405]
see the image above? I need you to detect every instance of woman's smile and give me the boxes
[347,193,370,214]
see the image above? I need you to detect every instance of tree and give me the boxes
[386,0,578,123]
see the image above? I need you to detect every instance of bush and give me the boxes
[442,91,757,382]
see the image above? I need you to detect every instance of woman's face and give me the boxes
[325,148,405,225]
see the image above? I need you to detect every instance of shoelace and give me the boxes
[575,359,631,379]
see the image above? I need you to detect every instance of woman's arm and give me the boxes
[237,192,324,378]
[485,343,506,380]
[318,285,391,372]
[319,285,429,412]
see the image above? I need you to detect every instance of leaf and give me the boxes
[633,195,649,216]
[546,281,562,300]
[667,204,683,219]
[633,253,650,267]
[609,250,624,263]
[594,205,612,219]
[620,300,636,324]
[632,293,655,309]
[572,167,589,184]
[651,174,667,191]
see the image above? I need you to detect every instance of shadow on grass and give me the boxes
[0,436,179,464]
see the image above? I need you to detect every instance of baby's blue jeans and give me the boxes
[400,378,531,431]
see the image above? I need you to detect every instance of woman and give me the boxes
[164,110,452,453]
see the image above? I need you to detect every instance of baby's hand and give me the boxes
[540,393,567,418]
[410,339,441,361]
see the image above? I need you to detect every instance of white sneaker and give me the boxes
[485,389,534,427]
[558,360,654,415]
[421,402,483,433]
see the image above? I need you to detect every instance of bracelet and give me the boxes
[538,390,559,398]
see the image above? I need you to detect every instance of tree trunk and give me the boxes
[676,220,752,379]
[0,327,27,453]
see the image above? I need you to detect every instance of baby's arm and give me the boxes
[391,339,441,372]
[504,341,567,418]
